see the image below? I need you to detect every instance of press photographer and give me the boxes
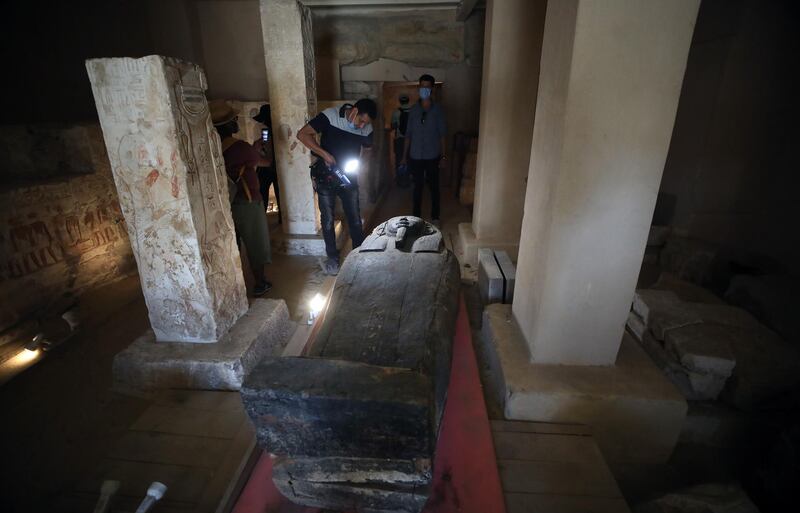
[297,99,377,275]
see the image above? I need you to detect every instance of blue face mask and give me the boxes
[419,87,432,100]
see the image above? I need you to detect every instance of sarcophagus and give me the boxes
[241,216,460,512]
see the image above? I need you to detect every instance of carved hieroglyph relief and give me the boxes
[86,56,247,343]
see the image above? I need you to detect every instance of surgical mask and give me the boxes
[347,119,357,130]
[419,87,432,100]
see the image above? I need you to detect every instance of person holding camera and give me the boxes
[252,104,282,225]
[210,100,273,296]
[297,98,377,275]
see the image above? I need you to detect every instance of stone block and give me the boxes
[494,250,516,303]
[685,370,728,401]
[652,272,725,304]
[638,331,727,401]
[626,311,647,341]
[86,56,248,343]
[113,299,292,392]
[478,248,504,304]
[634,290,704,341]
[665,324,736,376]
[481,304,687,463]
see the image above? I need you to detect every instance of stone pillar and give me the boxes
[86,56,248,343]
[512,0,700,365]
[458,0,547,265]
[260,0,319,240]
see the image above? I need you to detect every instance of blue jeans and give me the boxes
[317,185,364,260]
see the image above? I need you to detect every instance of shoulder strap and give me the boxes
[221,137,238,153]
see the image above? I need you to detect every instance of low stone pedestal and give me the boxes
[272,220,344,256]
[457,223,519,268]
[113,299,293,392]
[481,304,687,464]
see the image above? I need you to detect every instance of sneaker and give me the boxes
[323,258,340,276]
[253,281,272,296]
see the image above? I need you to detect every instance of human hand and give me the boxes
[322,152,336,167]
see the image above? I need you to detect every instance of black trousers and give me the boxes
[317,185,364,260]
[410,157,441,221]
[257,166,281,224]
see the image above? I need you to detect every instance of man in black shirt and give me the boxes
[297,98,377,275]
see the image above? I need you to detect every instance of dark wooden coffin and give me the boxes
[241,216,460,513]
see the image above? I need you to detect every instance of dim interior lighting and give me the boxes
[308,293,327,325]
[344,159,360,174]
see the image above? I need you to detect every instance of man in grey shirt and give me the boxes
[401,74,447,225]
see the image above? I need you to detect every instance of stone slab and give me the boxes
[113,299,293,392]
[649,303,704,342]
[481,304,687,463]
[638,331,727,401]
[272,220,343,256]
[632,289,684,326]
[664,324,736,376]
[86,56,248,343]
[478,248,504,305]
[626,311,647,341]
[495,250,516,304]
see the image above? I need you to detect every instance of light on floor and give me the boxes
[308,293,327,325]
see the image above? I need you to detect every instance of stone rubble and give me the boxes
[628,282,800,408]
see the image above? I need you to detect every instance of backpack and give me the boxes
[398,107,410,137]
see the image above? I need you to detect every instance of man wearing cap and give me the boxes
[252,104,282,225]
[297,98,377,275]
[401,74,447,227]
[210,100,273,296]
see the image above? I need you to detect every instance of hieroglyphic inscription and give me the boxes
[0,202,125,281]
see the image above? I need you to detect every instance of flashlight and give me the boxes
[344,159,360,174]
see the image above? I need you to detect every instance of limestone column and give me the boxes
[459,0,547,265]
[513,0,700,365]
[260,0,319,239]
[86,56,248,343]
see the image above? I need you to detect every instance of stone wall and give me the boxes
[313,8,485,141]
[658,0,800,275]
[0,124,136,334]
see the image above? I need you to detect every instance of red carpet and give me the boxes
[231,295,505,513]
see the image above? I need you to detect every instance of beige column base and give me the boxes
[457,222,519,268]
[481,304,687,464]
